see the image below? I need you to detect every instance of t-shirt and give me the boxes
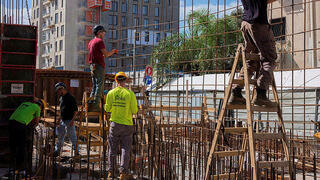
[241,0,268,24]
[88,38,106,68]
[105,87,138,126]
[9,102,41,125]
[60,92,78,121]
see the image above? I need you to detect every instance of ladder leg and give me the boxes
[241,45,258,180]
[204,45,242,180]
[271,78,293,179]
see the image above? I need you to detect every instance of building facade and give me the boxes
[31,0,179,72]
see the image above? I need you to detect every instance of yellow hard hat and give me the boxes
[115,72,128,83]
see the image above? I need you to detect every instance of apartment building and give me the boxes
[269,1,320,69]
[31,0,179,72]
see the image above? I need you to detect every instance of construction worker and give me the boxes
[229,0,278,107]
[54,82,79,156]
[88,25,117,110]
[105,72,138,180]
[9,98,45,172]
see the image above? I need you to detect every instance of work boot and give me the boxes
[228,88,246,105]
[120,173,133,180]
[253,88,276,107]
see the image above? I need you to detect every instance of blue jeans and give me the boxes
[55,120,79,153]
[90,63,105,102]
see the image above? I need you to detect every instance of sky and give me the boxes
[21,0,241,26]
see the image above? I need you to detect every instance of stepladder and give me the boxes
[204,44,292,180]
[75,91,109,167]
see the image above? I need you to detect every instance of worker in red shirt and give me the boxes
[88,25,117,111]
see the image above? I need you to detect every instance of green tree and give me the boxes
[151,9,243,87]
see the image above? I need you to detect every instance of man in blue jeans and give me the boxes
[88,25,117,111]
[54,82,79,156]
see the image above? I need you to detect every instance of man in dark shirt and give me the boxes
[88,25,117,110]
[54,82,79,156]
[230,0,277,107]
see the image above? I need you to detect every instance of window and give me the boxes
[109,15,117,25]
[55,13,58,24]
[133,4,137,14]
[122,3,127,13]
[59,40,63,51]
[60,12,62,22]
[109,15,114,25]
[155,7,159,17]
[135,32,139,41]
[61,0,63,7]
[112,30,117,40]
[61,25,64,36]
[36,0,38,6]
[121,30,127,39]
[145,31,149,42]
[271,17,286,41]
[154,20,159,30]
[143,5,148,16]
[108,31,113,39]
[167,23,171,30]
[55,0,58,10]
[168,0,171,5]
[121,16,126,26]
[144,18,149,29]
[55,41,57,52]
[156,0,160,4]
[111,1,118,12]
[56,26,59,37]
[55,55,58,65]
[37,8,39,18]
[156,33,160,42]
[134,18,139,26]
[59,55,62,66]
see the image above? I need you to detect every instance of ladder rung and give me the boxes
[232,79,257,86]
[254,133,282,140]
[258,161,289,168]
[86,112,101,116]
[211,173,236,180]
[214,150,245,158]
[226,104,278,112]
[223,127,247,134]
[78,141,102,146]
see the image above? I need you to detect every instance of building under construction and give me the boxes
[0,0,320,179]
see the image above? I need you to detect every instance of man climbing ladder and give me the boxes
[229,0,277,107]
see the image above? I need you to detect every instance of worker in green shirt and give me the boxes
[9,98,45,173]
[105,72,138,180]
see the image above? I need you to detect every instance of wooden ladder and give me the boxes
[75,91,107,165]
[204,44,292,180]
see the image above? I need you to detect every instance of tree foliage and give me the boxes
[150,9,243,86]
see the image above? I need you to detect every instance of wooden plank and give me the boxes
[86,112,101,117]
[226,104,278,112]
[223,127,247,134]
[232,79,257,86]
[214,150,245,158]
[254,133,282,140]
[78,141,102,146]
[211,173,236,180]
[149,105,216,112]
[258,161,289,168]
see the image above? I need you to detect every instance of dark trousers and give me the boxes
[234,21,278,90]
[9,120,33,171]
[108,122,134,174]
